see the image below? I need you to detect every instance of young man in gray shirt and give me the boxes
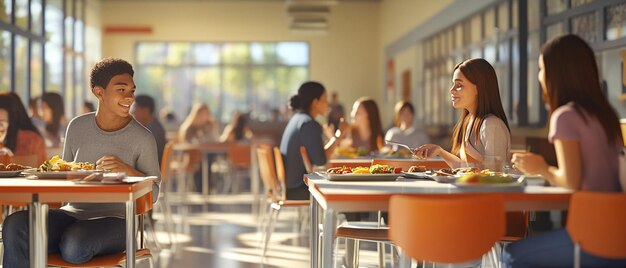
[2,58,161,267]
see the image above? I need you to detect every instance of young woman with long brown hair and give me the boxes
[504,34,626,267]
[414,58,510,169]
[346,97,384,154]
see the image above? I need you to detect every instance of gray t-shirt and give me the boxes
[60,112,161,220]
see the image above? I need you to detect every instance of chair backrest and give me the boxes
[160,141,175,182]
[299,146,313,173]
[228,142,252,167]
[567,191,626,259]
[273,147,287,200]
[256,146,280,201]
[371,159,449,171]
[389,194,505,264]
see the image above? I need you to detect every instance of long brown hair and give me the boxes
[541,34,622,145]
[353,97,384,151]
[451,58,510,155]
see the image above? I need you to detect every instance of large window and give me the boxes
[135,42,309,123]
[0,0,85,116]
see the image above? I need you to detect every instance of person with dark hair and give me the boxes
[327,91,345,132]
[219,111,252,142]
[384,101,430,150]
[82,101,95,114]
[2,58,160,267]
[503,34,626,267]
[346,97,384,154]
[414,58,510,169]
[133,94,167,165]
[0,93,47,164]
[41,92,68,147]
[28,96,45,130]
[279,81,347,200]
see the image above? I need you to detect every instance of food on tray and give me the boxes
[38,155,95,172]
[408,165,427,172]
[369,164,402,174]
[327,166,352,174]
[457,173,514,184]
[435,167,482,176]
[0,163,31,171]
[325,164,402,175]
[334,146,369,158]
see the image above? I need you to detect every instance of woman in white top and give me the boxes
[414,58,510,169]
[385,101,430,150]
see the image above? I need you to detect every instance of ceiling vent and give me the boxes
[286,0,337,33]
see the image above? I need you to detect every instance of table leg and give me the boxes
[322,208,336,268]
[202,153,209,195]
[126,199,136,268]
[310,195,319,268]
[29,194,48,268]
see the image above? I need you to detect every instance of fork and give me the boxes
[385,140,415,153]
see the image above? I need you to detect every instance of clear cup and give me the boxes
[482,155,504,172]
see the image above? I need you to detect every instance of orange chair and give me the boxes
[389,194,505,266]
[224,142,252,193]
[567,191,626,268]
[48,192,155,268]
[371,158,449,171]
[299,146,313,173]
[256,146,309,258]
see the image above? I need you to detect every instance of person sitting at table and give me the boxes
[2,58,161,267]
[133,94,167,166]
[503,34,626,268]
[343,97,384,154]
[0,93,47,164]
[413,58,510,169]
[41,92,69,148]
[279,81,347,200]
[178,103,218,144]
[219,111,252,143]
[384,100,430,151]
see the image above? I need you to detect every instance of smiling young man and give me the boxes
[2,58,161,267]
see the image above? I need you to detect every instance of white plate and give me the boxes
[72,176,155,184]
[317,172,400,181]
[400,172,458,183]
[22,170,104,179]
[453,181,525,192]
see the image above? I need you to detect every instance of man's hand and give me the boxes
[96,155,143,176]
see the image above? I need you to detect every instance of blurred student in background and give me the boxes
[0,93,47,164]
[28,97,45,130]
[280,81,347,200]
[327,91,345,132]
[414,58,510,169]
[82,101,95,114]
[385,101,430,150]
[178,103,218,144]
[345,97,384,154]
[133,95,166,165]
[41,92,68,148]
[504,34,626,268]
[219,112,252,143]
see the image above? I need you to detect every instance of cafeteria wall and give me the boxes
[378,0,452,125]
[100,0,380,124]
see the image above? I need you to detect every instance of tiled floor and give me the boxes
[148,193,392,268]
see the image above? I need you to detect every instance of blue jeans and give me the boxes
[2,209,126,268]
[502,229,626,267]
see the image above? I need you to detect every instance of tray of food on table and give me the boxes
[317,164,403,181]
[22,155,104,179]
